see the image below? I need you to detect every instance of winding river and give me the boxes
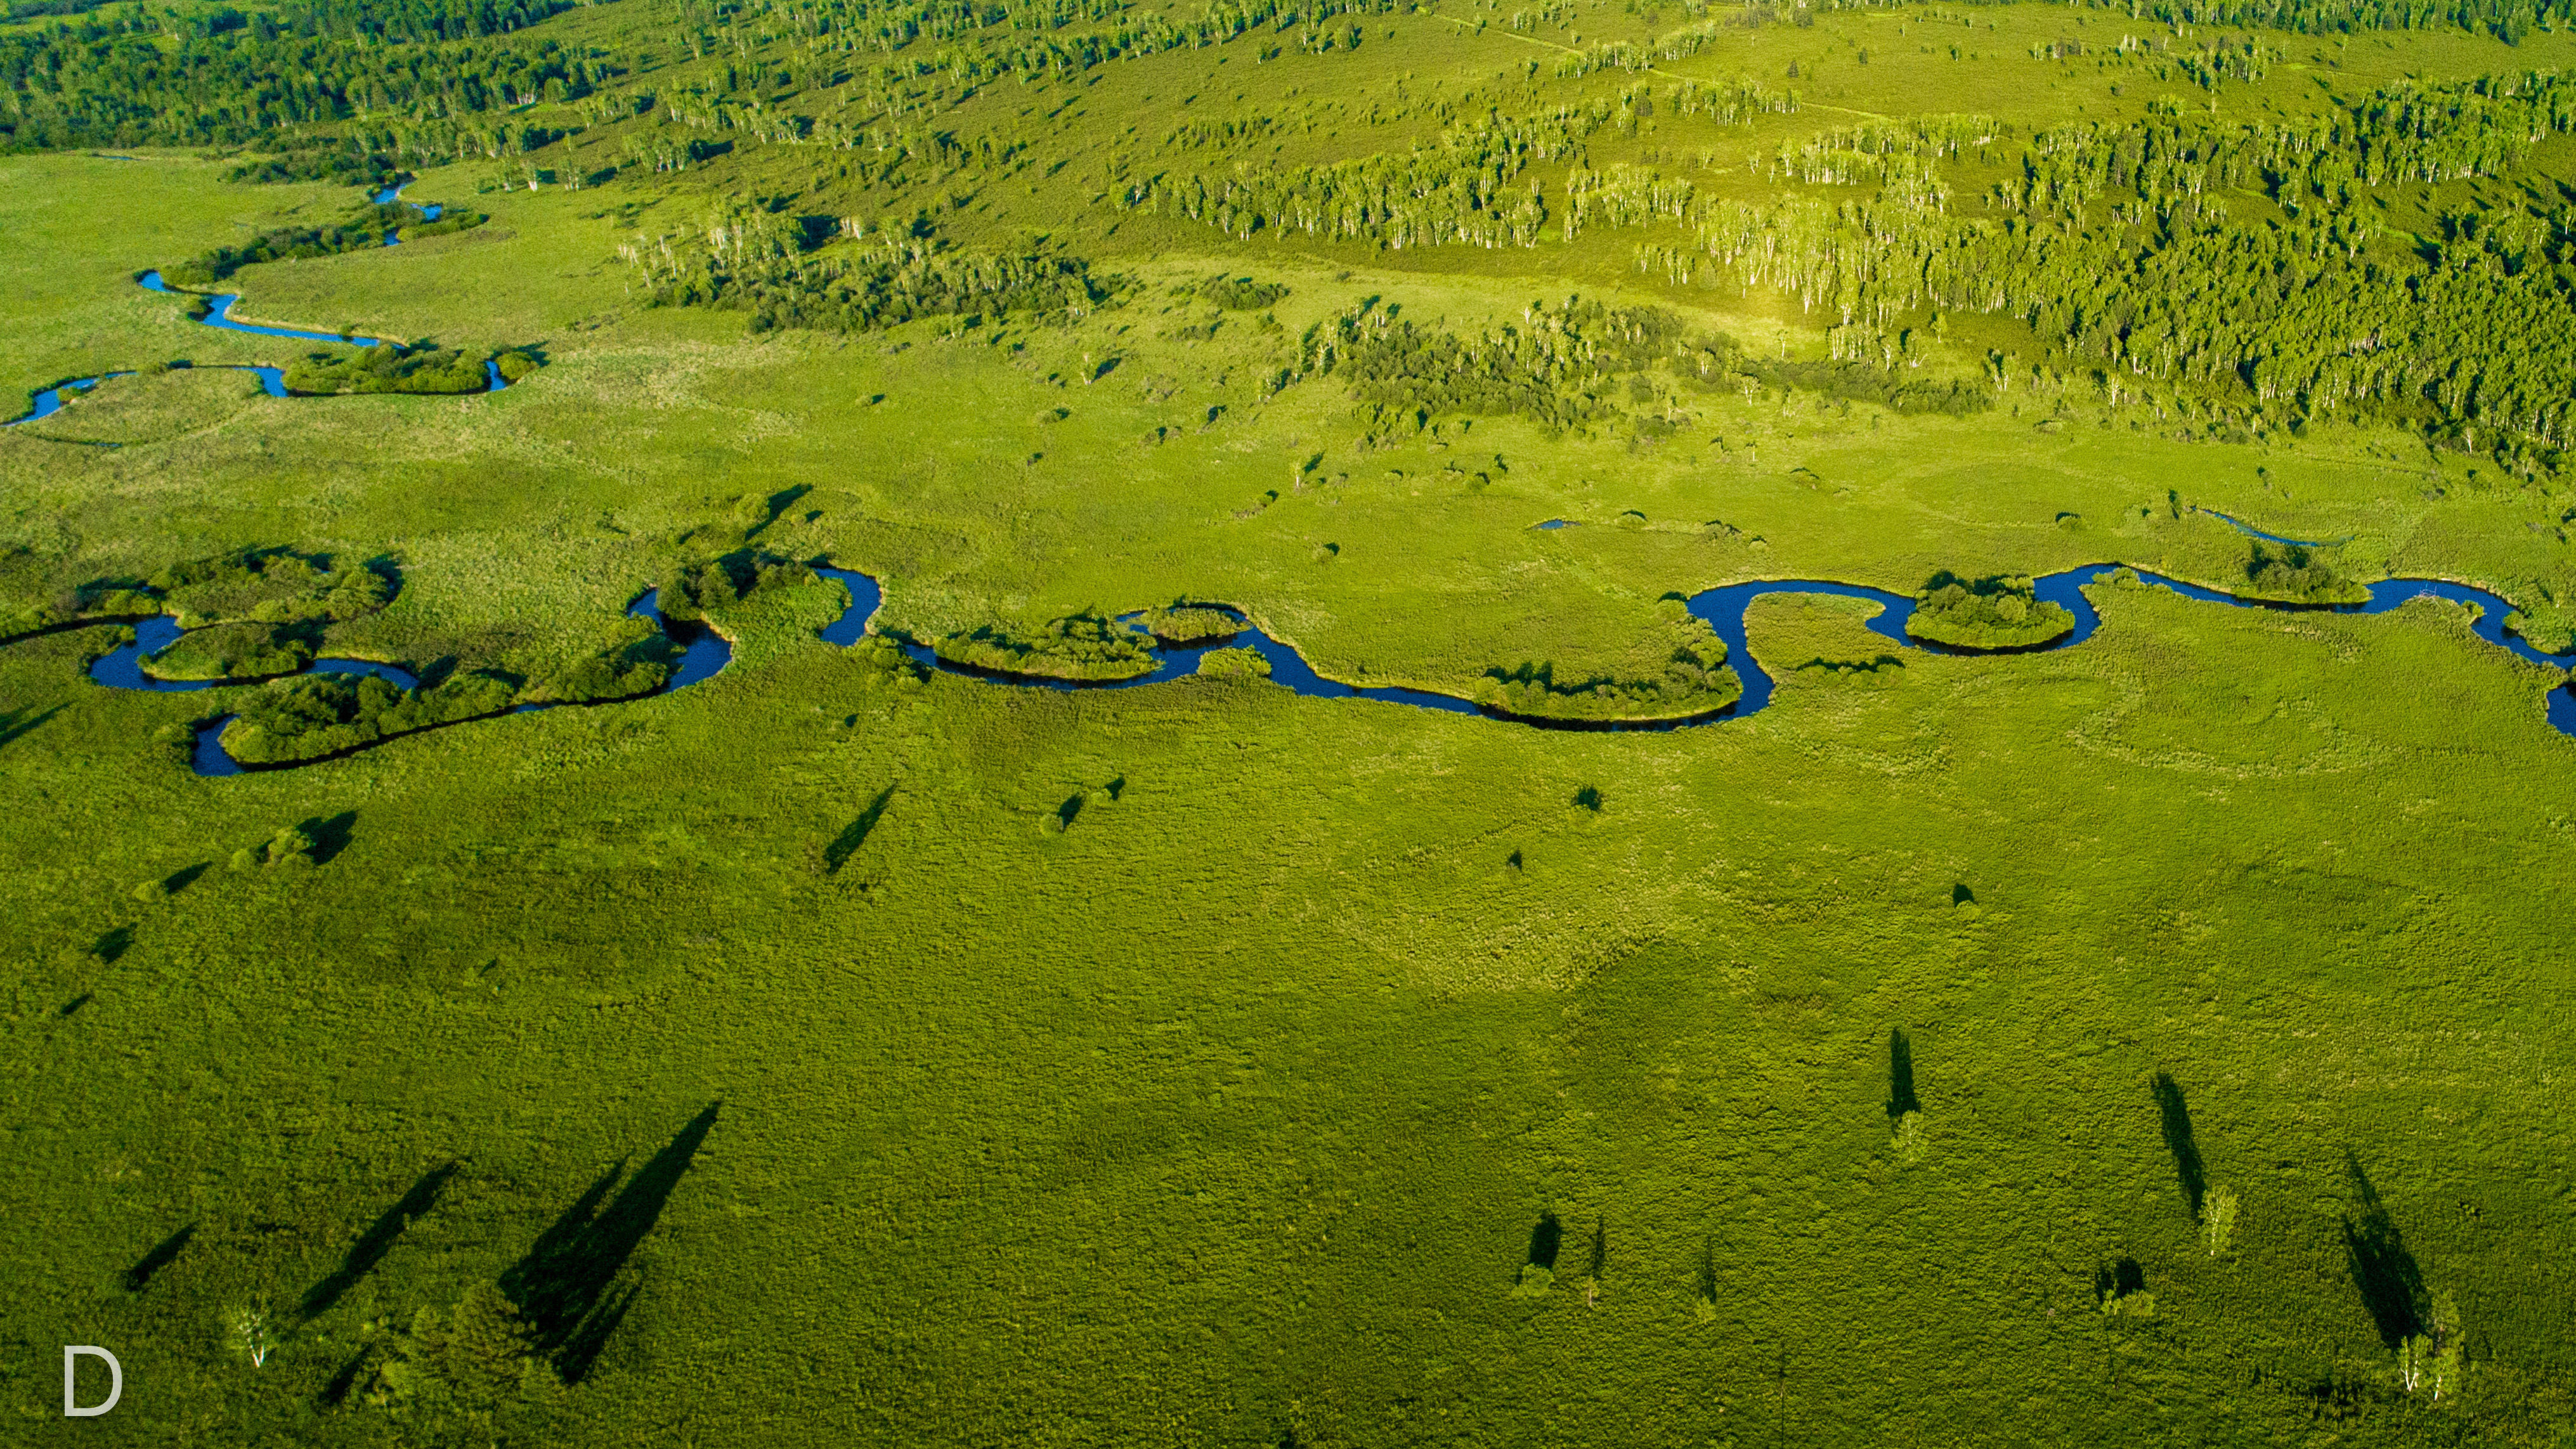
[6,193,2569,769]
[5,185,502,429]
[14,547,2573,776]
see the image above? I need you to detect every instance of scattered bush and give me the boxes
[1477,606,1739,722]
[1906,572,2076,649]
[2203,1185,2238,1256]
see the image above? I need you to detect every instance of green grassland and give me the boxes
[7,0,2576,1440]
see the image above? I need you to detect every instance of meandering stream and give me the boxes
[20,543,2576,776]
[6,186,502,428]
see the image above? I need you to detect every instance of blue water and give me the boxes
[373,181,443,245]
[10,193,512,424]
[51,552,2576,776]
[88,614,417,692]
[4,372,133,427]
[1534,519,1578,530]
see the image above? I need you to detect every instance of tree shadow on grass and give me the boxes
[1525,1212,1562,1273]
[0,703,61,750]
[301,1160,457,1320]
[2152,1072,2206,1220]
[90,925,131,963]
[2341,1152,2426,1349]
[122,1223,194,1292]
[500,1103,718,1383]
[1886,1029,1920,1117]
[298,810,357,865]
[824,784,895,873]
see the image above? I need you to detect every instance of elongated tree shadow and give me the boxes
[500,1103,718,1383]
[0,703,61,749]
[1586,1219,1606,1280]
[122,1223,194,1292]
[1887,1029,1920,1117]
[90,925,131,963]
[301,1161,457,1320]
[2151,1072,2207,1220]
[2341,1153,2426,1348]
[825,784,896,873]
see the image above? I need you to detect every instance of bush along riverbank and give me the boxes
[937,610,1158,681]
[2242,541,2371,606]
[1475,605,1741,723]
[283,341,540,396]
[1906,572,2078,650]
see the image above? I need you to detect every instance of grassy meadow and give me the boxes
[5,0,2576,1442]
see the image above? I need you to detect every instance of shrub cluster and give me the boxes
[1138,604,1244,645]
[283,342,531,396]
[2244,542,2365,604]
[221,671,517,765]
[937,611,1155,681]
[1906,572,2078,649]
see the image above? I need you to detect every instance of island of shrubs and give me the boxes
[2243,542,2367,604]
[1906,572,2077,649]
[650,550,817,623]
[1475,606,1741,722]
[283,341,539,396]
[937,610,1156,681]
[1138,603,1244,646]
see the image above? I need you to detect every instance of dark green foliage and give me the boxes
[283,342,491,396]
[406,207,492,239]
[1476,609,1739,720]
[2245,542,2365,603]
[1907,572,2078,649]
[152,547,392,628]
[223,671,519,765]
[1325,297,1686,434]
[0,13,595,152]
[937,610,1155,680]
[222,136,407,189]
[526,616,676,705]
[1689,76,2576,463]
[1198,275,1287,310]
[358,1282,557,1415]
[162,204,411,285]
[652,552,815,623]
[638,226,1112,336]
